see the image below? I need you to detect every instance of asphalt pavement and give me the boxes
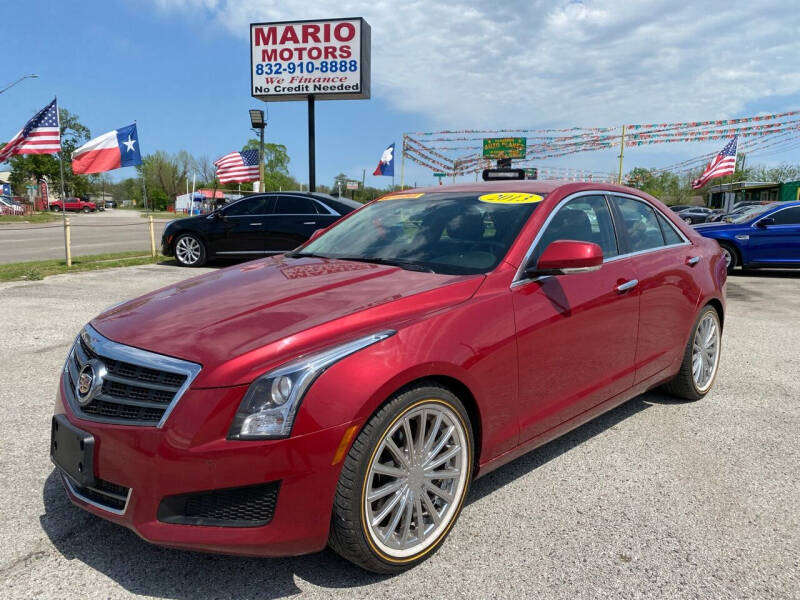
[0,264,797,599]
[0,210,170,264]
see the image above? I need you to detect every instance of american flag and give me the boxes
[691,136,737,189]
[214,150,260,183]
[0,98,61,163]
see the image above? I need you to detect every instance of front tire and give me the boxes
[174,233,207,267]
[660,305,722,401]
[329,383,473,573]
[82,207,91,213]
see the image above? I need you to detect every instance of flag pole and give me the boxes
[55,96,71,267]
[617,124,626,184]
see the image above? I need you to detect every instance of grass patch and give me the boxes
[0,251,168,282]
[0,212,64,223]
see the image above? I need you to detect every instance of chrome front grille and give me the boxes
[63,325,201,427]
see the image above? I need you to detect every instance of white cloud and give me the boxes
[148,0,800,128]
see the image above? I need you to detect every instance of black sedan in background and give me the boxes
[162,191,361,266]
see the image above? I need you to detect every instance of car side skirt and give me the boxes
[474,366,677,480]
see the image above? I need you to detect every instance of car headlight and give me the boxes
[228,330,395,440]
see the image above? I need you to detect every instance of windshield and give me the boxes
[295,191,543,275]
[730,204,774,223]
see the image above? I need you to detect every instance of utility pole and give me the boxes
[617,124,626,184]
[400,136,406,190]
[308,96,316,192]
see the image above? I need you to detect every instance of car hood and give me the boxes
[693,222,751,233]
[91,256,483,386]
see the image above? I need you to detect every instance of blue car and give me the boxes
[693,201,800,273]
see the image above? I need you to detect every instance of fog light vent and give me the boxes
[157,481,280,527]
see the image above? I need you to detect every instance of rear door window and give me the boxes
[656,212,685,245]
[275,196,318,215]
[612,196,667,253]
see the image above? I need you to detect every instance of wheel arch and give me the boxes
[716,237,742,266]
[705,297,725,330]
[353,373,483,475]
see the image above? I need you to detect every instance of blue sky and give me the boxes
[3,0,800,190]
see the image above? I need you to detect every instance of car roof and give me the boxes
[398,179,653,197]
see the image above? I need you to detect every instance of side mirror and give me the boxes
[308,227,328,242]
[755,217,774,228]
[525,240,604,276]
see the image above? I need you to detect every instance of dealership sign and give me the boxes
[483,137,527,159]
[250,18,371,102]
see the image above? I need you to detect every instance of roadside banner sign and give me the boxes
[346,180,359,190]
[40,180,49,208]
[250,18,371,102]
[483,137,527,159]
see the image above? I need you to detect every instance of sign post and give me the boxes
[250,18,372,192]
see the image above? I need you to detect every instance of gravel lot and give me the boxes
[0,264,797,599]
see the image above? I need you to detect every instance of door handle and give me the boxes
[249,222,262,226]
[303,221,316,225]
[686,256,701,266]
[616,279,639,293]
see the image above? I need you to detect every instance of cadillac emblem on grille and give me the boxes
[76,359,106,406]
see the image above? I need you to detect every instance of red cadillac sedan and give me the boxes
[51,180,726,573]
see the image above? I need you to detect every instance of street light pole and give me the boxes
[249,109,266,193]
[0,74,39,95]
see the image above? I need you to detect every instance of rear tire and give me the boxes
[718,242,738,274]
[660,305,722,401]
[174,233,207,267]
[329,383,473,573]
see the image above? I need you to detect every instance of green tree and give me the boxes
[137,150,195,207]
[626,167,693,204]
[749,162,800,183]
[241,139,299,191]
[332,173,349,196]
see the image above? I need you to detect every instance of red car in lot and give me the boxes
[49,197,97,212]
[51,180,726,573]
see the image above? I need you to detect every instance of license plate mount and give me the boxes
[50,414,96,488]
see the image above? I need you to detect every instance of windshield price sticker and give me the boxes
[250,18,371,102]
[378,193,425,202]
[479,193,543,204]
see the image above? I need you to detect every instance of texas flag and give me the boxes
[373,143,395,176]
[71,123,142,174]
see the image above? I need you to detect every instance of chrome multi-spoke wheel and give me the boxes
[364,402,469,558]
[329,386,473,573]
[661,305,723,401]
[721,246,732,268]
[175,234,205,267]
[691,311,720,393]
[719,243,737,274]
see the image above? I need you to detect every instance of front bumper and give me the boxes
[53,375,351,557]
